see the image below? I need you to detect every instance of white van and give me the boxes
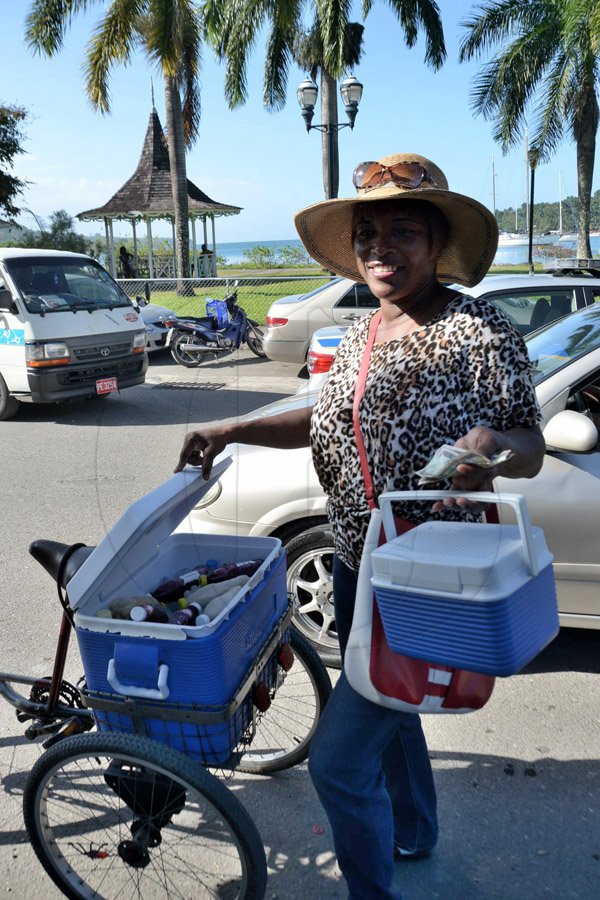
[0,249,148,419]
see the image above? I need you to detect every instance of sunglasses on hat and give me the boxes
[352,161,440,193]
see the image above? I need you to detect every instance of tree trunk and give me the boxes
[164,74,190,281]
[321,71,339,199]
[574,87,598,259]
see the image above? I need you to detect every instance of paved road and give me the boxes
[0,349,598,899]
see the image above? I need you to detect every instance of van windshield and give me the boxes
[6,257,133,314]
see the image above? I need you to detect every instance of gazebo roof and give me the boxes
[77,107,242,221]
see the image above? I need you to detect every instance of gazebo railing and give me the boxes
[117,274,332,324]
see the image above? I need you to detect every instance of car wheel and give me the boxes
[284,526,341,668]
[0,374,20,421]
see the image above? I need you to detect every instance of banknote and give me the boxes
[416,444,514,484]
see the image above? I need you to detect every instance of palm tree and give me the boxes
[459,0,600,259]
[204,0,446,199]
[26,0,202,278]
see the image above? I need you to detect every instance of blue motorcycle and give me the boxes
[167,289,266,368]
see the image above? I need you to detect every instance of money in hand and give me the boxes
[415,444,514,484]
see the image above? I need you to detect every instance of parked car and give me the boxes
[305,263,600,389]
[134,298,179,353]
[180,302,600,666]
[265,262,600,371]
[263,277,378,364]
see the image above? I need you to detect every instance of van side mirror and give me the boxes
[0,288,16,312]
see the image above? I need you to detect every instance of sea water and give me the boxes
[217,237,600,267]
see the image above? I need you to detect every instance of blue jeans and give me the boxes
[308,557,438,900]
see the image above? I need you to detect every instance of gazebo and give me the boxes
[77,105,242,279]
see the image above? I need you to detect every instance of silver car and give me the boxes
[263,277,378,364]
[182,304,600,666]
[264,263,600,369]
[135,299,179,353]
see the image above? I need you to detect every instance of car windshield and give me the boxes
[5,257,133,314]
[526,304,600,384]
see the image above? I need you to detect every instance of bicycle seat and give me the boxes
[30,539,95,589]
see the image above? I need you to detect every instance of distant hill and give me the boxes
[495,190,600,234]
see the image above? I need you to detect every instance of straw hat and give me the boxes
[294,152,499,287]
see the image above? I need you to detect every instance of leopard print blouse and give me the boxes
[309,292,542,571]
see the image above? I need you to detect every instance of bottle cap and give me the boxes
[177,597,188,609]
[130,606,149,622]
[206,559,219,572]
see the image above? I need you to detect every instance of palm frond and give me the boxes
[26,0,96,56]
[316,0,353,73]
[459,0,558,62]
[84,0,145,112]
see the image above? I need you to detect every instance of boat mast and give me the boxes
[559,171,563,234]
[492,156,496,218]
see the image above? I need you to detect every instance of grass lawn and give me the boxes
[147,262,539,324]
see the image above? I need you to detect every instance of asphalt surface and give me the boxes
[0,347,598,899]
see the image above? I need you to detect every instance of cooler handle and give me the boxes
[378,491,541,577]
[107,659,170,700]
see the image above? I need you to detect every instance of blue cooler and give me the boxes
[66,458,289,763]
[371,491,559,677]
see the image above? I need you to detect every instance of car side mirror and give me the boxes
[543,410,598,452]
[0,288,16,312]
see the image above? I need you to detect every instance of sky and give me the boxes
[1,0,592,244]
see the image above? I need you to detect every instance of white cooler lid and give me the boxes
[371,520,552,599]
[66,457,232,610]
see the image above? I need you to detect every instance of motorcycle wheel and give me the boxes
[246,321,267,358]
[171,332,206,368]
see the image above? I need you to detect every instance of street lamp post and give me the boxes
[297,74,364,199]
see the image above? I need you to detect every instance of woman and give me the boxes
[175,153,545,899]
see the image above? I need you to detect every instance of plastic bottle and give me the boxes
[169,602,204,626]
[151,567,208,604]
[129,604,171,623]
[109,595,160,620]
[184,575,249,607]
[203,585,244,621]
[207,560,262,583]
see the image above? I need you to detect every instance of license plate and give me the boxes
[96,376,118,395]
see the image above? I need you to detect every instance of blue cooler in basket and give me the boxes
[370,491,560,677]
[66,457,288,763]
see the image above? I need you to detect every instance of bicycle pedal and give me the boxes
[25,719,63,740]
[42,717,93,749]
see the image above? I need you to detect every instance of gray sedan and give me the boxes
[182,304,600,666]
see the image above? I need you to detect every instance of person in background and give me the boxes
[175,152,545,899]
[118,245,134,278]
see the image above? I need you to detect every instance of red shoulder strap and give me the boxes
[352,312,381,510]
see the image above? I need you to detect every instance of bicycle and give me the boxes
[1,537,332,899]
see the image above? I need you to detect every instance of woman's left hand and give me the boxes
[431,426,505,512]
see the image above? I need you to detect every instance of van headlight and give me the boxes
[133,330,147,353]
[25,341,70,367]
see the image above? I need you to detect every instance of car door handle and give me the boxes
[342,313,361,321]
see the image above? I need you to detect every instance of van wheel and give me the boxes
[0,376,19,421]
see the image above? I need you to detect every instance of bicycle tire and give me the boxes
[170,332,205,367]
[235,629,332,775]
[23,731,267,900]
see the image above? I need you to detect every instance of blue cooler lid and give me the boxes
[66,457,232,610]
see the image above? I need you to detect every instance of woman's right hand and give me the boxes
[174,427,229,478]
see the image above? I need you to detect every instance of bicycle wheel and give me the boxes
[235,629,332,775]
[170,332,205,367]
[23,732,267,900]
